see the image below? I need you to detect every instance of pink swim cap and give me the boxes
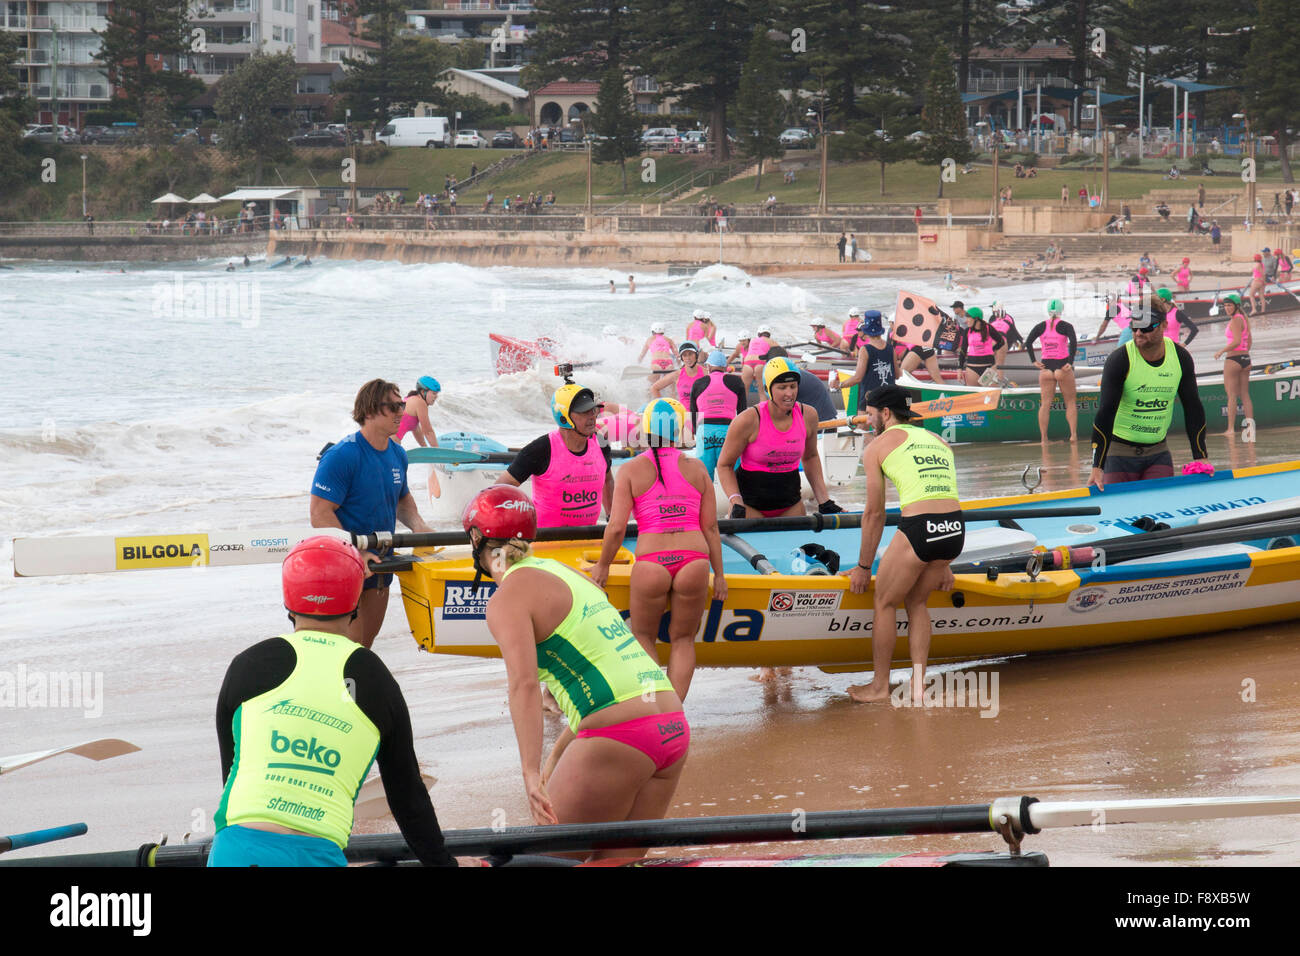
[1181,460,1215,476]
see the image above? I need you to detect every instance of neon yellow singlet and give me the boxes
[880,424,959,508]
[1112,340,1181,444]
[214,630,381,848]
[502,556,673,732]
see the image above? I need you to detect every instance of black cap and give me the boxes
[569,388,602,413]
[950,300,965,309]
[1130,309,1164,333]
[865,385,918,419]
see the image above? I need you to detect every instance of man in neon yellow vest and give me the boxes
[845,385,963,705]
[1090,307,1208,490]
[211,536,457,867]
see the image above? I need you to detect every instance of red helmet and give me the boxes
[462,485,538,541]
[282,536,365,617]
[1181,257,1190,263]
[1138,266,1149,274]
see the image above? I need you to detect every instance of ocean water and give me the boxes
[13,256,1296,864]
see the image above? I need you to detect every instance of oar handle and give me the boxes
[353,506,1101,552]
[0,822,88,854]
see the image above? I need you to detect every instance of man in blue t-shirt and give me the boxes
[310,379,433,649]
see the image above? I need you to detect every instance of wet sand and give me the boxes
[5,427,1298,866]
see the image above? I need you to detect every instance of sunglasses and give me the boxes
[381,401,406,414]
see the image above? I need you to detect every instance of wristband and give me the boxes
[728,494,743,501]
[856,562,872,571]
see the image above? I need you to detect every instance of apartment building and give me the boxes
[180,0,322,83]
[403,1,537,70]
[2,1,112,126]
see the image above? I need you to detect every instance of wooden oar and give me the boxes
[356,505,1101,554]
[818,388,1002,431]
[12,507,1102,578]
[0,823,88,854]
[0,738,141,775]
[408,446,635,465]
[10,794,1299,866]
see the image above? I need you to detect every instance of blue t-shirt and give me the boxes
[311,431,409,535]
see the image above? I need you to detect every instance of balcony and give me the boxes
[964,75,1075,94]
[408,2,534,15]
[21,82,111,100]
[196,1,259,13]
[26,15,109,31]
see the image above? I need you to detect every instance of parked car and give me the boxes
[290,129,347,147]
[376,116,452,148]
[779,127,814,149]
[491,130,522,148]
[641,127,680,148]
[454,129,488,148]
[679,130,707,152]
[23,124,77,144]
[79,125,109,144]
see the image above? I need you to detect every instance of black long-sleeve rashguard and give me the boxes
[1090,342,1208,470]
[216,635,456,866]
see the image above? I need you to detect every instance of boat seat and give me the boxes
[952,527,1038,563]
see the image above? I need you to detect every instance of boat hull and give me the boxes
[907,367,1300,444]
[395,463,1300,669]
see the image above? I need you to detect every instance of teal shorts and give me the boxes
[208,825,347,867]
[694,422,730,479]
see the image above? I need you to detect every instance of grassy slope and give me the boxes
[6,143,1288,220]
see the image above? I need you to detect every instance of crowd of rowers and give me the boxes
[208,276,1248,866]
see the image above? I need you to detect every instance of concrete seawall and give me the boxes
[267,227,933,269]
[0,235,267,263]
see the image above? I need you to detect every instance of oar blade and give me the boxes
[0,738,140,775]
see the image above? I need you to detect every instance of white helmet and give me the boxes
[809,317,826,327]
[650,321,666,334]
[849,308,863,318]
[757,324,772,335]
[701,310,712,320]
[691,308,704,319]
[737,329,752,339]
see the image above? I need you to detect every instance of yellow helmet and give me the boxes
[551,384,601,429]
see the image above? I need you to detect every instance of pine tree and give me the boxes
[836,91,919,196]
[919,46,973,197]
[735,29,786,191]
[214,54,296,186]
[1245,0,1298,183]
[93,0,201,116]
[592,67,642,194]
[338,0,452,129]
[629,0,751,160]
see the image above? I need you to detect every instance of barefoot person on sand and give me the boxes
[592,399,725,700]
[846,385,963,704]
[1023,299,1079,443]
[1213,294,1253,435]
[465,486,688,854]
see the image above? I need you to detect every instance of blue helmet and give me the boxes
[707,349,728,368]
[641,398,686,446]
[417,375,441,393]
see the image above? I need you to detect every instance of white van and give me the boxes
[376,117,452,148]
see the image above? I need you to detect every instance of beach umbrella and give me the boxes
[188,193,219,204]
[151,193,188,205]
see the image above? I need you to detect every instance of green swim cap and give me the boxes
[965,306,984,321]
[1223,293,1243,306]
[1156,288,1173,301]
[1047,298,1064,315]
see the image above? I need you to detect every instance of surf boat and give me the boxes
[896,362,1300,444]
[490,333,558,376]
[385,462,1300,671]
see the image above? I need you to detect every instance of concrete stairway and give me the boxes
[966,232,1227,267]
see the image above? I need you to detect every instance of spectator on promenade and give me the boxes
[1078,186,1088,205]
[837,233,847,262]
[848,234,858,261]
[914,206,923,226]
[1210,221,1222,250]
[1061,185,1069,207]
[483,191,494,213]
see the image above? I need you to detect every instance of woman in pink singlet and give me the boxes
[809,317,843,350]
[398,375,442,498]
[638,322,678,373]
[1023,301,1079,443]
[1173,257,1192,293]
[1248,255,1266,316]
[1213,294,1253,435]
[592,398,724,700]
[650,341,707,410]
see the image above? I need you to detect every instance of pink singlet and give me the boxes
[686,320,715,345]
[842,317,861,339]
[396,414,419,442]
[1225,318,1251,352]
[814,327,838,347]
[1174,266,1191,286]
[631,448,701,534]
[991,314,1013,336]
[966,327,996,357]
[647,334,675,371]
[1039,318,1070,361]
[1163,308,1183,343]
[597,407,641,443]
[740,401,805,473]
[675,364,707,407]
[695,370,740,421]
[532,429,606,527]
[743,336,773,367]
